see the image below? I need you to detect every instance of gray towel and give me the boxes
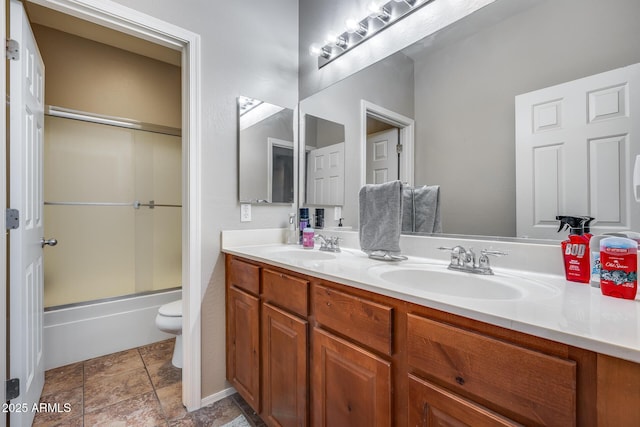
[402,185,442,233]
[359,180,403,254]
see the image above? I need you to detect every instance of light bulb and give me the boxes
[309,44,322,56]
[346,18,359,33]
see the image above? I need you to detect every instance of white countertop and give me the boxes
[221,230,640,364]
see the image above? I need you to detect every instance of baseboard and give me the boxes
[200,386,237,408]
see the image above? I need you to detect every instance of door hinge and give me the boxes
[6,378,20,400]
[6,208,19,230]
[396,143,403,154]
[6,39,19,61]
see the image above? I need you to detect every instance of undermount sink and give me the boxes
[269,247,338,262]
[370,263,559,301]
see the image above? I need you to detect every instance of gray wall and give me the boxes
[113,0,298,398]
[300,52,414,227]
[414,0,640,236]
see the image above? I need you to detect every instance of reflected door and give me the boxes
[306,143,345,205]
[366,129,399,184]
[516,63,640,239]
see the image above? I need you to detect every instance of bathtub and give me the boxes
[44,288,182,370]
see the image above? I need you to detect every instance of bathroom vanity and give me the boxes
[222,234,640,427]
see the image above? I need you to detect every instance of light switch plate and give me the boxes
[240,204,251,222]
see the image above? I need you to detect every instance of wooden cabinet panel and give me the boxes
[263,269,309,317]
[597,354,640,426]
[407,314,576,427]
[262,303,308,427]
[408,374,521,427]
[229,257,260,295]
[313,284,393,356]
[227,286,261,412]
[312,327,391,427]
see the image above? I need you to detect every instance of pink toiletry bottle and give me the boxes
[302,226,315,249]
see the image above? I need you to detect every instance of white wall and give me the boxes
[112,0,299,398]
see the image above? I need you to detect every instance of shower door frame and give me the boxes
[25,0,203,412]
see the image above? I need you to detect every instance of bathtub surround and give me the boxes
[44,288,181,370]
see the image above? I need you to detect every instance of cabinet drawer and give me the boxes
[408,374,521,427]
[263,269,309,317]
[313,284,393,356]
[229,257,260,295]
[407,314,576,427]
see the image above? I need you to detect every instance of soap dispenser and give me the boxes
[286,213,297,245]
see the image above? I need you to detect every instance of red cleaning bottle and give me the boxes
[557,216,590,283]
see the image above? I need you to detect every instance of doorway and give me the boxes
[360,100,415,187]
[4,0,203,417]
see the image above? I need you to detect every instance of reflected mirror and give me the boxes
[238,96,295,204]
[302,114,346,206]
[298,0,640,240]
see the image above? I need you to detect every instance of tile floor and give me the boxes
[34,339,266,427]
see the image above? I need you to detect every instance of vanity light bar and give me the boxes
[311,0,435,68]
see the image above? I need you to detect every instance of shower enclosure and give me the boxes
[43,107,182,308]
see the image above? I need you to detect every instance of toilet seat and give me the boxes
[158,300,182,317]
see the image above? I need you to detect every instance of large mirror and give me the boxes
[298,0,640,240]
[238,96,295,204]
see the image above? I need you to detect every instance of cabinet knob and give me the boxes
[455,376,465,385]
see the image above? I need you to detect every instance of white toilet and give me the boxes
[155,299,183,368]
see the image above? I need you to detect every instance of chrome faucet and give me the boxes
[314,234,341,252]
[438,246,506,275]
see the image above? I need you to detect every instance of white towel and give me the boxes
[359,180,403,254]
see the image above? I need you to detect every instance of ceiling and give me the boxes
[24,1,181,67]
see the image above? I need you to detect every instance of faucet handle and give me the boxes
[481,249,508,257]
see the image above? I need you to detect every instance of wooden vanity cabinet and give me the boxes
[311,284,394,427]
[261,269,310,427]
[226,257,261,412]
[225,254,640,427]
[407,314,576,427]
[408,374,521,427]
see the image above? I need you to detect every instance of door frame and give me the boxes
[1,0,7,424]
[360,100,415,188]
[5,0,203,412]
[267,137,294,203]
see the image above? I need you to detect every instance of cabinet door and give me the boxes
[312,327,391,427]
[408,374,521,427]
[227,286,261,412]
[262,303,308,427]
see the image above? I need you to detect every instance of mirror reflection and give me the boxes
[299,0,640,240]
[303,114,346,206]
[238,96,295,204]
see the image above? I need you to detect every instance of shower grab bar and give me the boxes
[44,200,182,209]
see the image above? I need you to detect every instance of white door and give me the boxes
[8,1,46,424]
[516,63,640,239]
[366,129,399,184]
[306,142,345,205]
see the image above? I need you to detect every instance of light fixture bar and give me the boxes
[314,0,435,68]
